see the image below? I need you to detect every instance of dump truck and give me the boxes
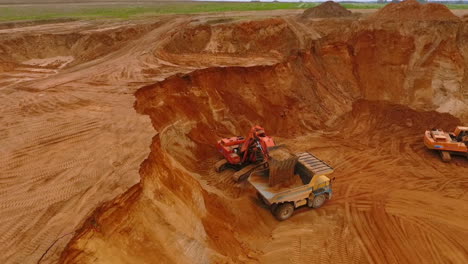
[424,126,468,162]
[249,152,334,221]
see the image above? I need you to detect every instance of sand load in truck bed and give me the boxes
[268,148,298,186]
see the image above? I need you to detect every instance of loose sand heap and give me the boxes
[301,1,353,19]
[268,148,298,186]
[372,0,459,20]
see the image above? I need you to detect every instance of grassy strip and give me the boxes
[446,4,468,9]
[0,2,467,22]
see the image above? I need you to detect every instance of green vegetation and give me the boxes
[446,4,468,9]
[0,2,466,22]
[2,3,307,21]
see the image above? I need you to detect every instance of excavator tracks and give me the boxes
[232,162,268,182]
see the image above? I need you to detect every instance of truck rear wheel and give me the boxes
[270,204,278,214]
[274,203,294,221]
[310,194,326,209]
[440,151,451,162]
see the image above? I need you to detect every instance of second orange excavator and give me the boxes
[215,125,276,181]
[424,126,468,162]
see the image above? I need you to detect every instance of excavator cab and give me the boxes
[215,125,276,181]
[254,128,266,137]
[454,126,468,143]
[459,131,468,144]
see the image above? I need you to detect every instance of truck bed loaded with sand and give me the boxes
[249,151,335,220]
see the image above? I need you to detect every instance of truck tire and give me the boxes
[274,203,294,221]
[311,194,326,209]
[270,204,278,214]
[440,151,451,162]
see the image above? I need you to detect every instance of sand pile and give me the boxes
[372,0,458,20]
[301,1,352,19]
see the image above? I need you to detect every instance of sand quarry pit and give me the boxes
[0,1,467,263]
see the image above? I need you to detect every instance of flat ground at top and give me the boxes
[1,1,467,21]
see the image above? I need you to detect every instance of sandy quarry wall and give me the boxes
[1,17,466,119]
[0,3,466,262]
[164,18,300,57]
[0,22,158,70]
[60,14,467,263]
[307,18,467,121]
[60,46,360,264]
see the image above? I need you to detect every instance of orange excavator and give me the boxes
[424,126,468,162]
[215,125,276,181]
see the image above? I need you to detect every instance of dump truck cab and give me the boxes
[249,152,334,221]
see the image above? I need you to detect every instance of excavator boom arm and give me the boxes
[239,125,274,163]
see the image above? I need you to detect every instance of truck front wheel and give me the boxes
[274,203,294,221]
[310,194,326,209]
